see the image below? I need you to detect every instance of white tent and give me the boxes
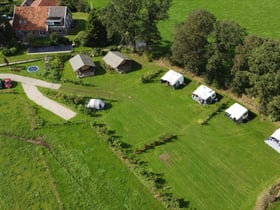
[271,129,280,141]
[160,70,184,89]
[86,99,105,110]
[264,128,280,153]
[192,85,216,104]
[225,103,248,123]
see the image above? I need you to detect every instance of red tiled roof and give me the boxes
[13,6,49,31]
[31,0,56,6]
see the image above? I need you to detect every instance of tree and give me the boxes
[231,35,264,95]
[171,9,216,75]
[0,18,16,47]
[268,96,280,121]
[101,0,171,51]
[85,9,108,47]
[206,20,247,88]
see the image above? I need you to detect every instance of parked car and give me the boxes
[0,79,3,89]
[4,78,12,88]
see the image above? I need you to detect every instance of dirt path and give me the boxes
[0,73,76,120]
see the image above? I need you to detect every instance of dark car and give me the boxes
[0,79,3,88]
[4,78,12,88]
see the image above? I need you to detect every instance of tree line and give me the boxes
[171,9,280,121]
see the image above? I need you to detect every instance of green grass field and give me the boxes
[0,76,164,210]
[91,0,280,41]
[159,0,280,41]
[59,54,280,209]
[1,52,280,209]
[1,0,280,209]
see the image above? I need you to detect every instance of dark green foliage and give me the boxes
[84,9,108,47]
[268,96,280,121]
[101,0,171,51]
[171,9,216,75]
[206,20,247,88]
[0,18,17,47]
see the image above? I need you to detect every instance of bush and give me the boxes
[2,47,18,56]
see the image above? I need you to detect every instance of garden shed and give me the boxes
[192,85,216,104]
[160,70,184,89]
[69,54,95,78]
[86,99,105,110]
[103,51,132,73]
[264,128,280,153]
[225,103,248,123]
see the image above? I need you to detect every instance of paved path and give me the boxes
[0,73,76,120]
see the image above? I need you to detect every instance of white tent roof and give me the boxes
[192,85,215,100]
[225,103,248,120]
[86,99,105,109]
[160,70,184,86]
[271,129,280,141]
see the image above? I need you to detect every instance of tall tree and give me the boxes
[171,9,216,75]
[206,20,247,88]
[231,35,264,95]
[101,0,171,51]
[86,9,108,47]
[0,18,16,47]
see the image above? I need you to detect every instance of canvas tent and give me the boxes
[192,85,216,104]
[86,99,105,110]
[69,54,95,78]
[225,103,248,123]
[160,70,184,89]
[103,51,132,73]
[264,129,280,153]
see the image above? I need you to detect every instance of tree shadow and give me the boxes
[152,40,172,59]
[94,61,106,76]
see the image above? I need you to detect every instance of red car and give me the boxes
[4,78,12,88]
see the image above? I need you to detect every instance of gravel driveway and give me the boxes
[0,73,76,120]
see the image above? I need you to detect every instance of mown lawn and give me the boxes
[91,0,280,41]
[159,0,280,41]
[0,78,164,209]
[59,54,280,210]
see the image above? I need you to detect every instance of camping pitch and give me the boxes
[160,70,184,89]
[225,103,248,123]
[192,85,216,104]
[86,99,105,110]
[264,128,280,153]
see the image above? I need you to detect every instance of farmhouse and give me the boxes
[192,85,216,104]
[160,70,184,89]
[103,51,132,73]
[12,0,72,40]
[264,129,280,153]
[225,103,248,123]
[86,99,105,110]
[69,54,95,78]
